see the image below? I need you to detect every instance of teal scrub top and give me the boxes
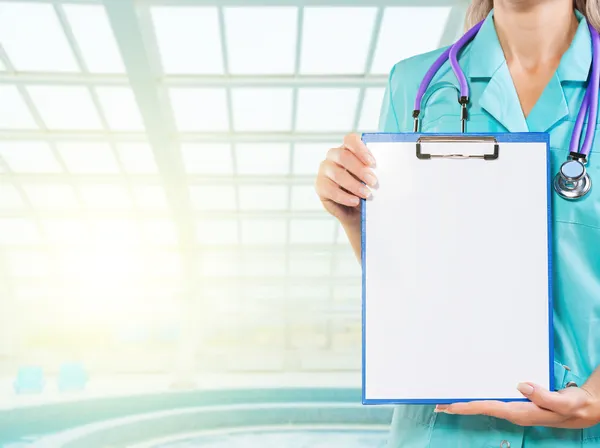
[378,10,600,448]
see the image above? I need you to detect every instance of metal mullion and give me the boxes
[352,6,384,132]
[138,0,461,6]
[217,7,239,240]
[55,3,143,242]
[0,209,331,220]
[0,158,58,294]
[45,4,97,250]
[0,45,11,71]
[137,4,183,250]
[325,223,341,350]
[0,52,80,287]
[217,5,243,304]
[0,172,318,186]
[0,130,144,141]
[104,1,201,378]
[0,130,354,143]
[17,274,359,288]
[282,6,304,364]
[197,276,360,287]
[20,0,99,4]
[0,73,388,87]
[3,244,356,255]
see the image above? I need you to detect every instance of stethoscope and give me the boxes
[412,18,599,200]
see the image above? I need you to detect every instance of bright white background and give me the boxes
[0,0,467,399]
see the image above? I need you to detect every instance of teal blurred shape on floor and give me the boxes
[58,362,88,393]
[13,366,44,394]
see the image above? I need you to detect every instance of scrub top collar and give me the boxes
[465,9,591,82]
[426,8,595,132]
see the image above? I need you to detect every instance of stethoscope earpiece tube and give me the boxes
[413,18,598,200]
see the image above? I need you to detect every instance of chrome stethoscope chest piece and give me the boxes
[553,159,592,200]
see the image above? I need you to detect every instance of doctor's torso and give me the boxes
[379,11,600,448]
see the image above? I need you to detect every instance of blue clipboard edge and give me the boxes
[360,132,554,405]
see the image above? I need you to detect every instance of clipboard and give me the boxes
[361,133,554,405]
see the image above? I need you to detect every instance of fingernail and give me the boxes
[361,187,372,198]
[517,383,534,395]
[366,154,376,166]
[364,173,378,187]
[350,197,360,206]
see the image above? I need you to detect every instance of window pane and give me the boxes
[238,186,288,211]
[199,251,239,277]
[0,219,40,245]
[132,186,168,210]
[291,185,323,211]
[6,252,50,277]
[334,284,360,300]
[290,219,335,244]
[196,219,238,245]
[151,6,223,74]
[232,88,293,131]
[0,184,24,209]
[289,284,330,300]
[0,3,78,72]
[27,86,102,130]
[0,86,37,129]
[0,142,62,173]
[23,185,79,210]
[190,186,236,211]
[241,219,286,244]
[358,88,386,132]
[63,4,125,73]
[145,252,182,278]
[80,185,132,210]
[289,252,332,277]
[181,143,233,175]
[371,7,451,74]
[300,7,377,75]
[116,143,158,174]
[142,220,178,245]
[225,7,297,75]
[236,143,290,175]
[96,87,144,131]
[296,88,359,131]
[92,219,140,246]
[240,252,286,277]
[337,223,350,244]
[293,143,331,175]
[335,255,362,277]
[43,220,89,245]
[57,142,120,174]
[169,88,228,131]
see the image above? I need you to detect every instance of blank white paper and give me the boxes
[363,138,551,402]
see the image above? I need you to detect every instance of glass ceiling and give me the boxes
[0,0,460,369]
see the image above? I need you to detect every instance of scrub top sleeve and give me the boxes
[378,62,406,133]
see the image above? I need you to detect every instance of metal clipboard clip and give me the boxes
[416,135,499,161]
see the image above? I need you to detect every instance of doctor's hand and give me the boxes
[435,383,600,429]
[315,133,377,225]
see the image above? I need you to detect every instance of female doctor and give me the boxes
[315,0,600,446]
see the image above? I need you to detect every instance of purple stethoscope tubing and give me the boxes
[413,19,600,160]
